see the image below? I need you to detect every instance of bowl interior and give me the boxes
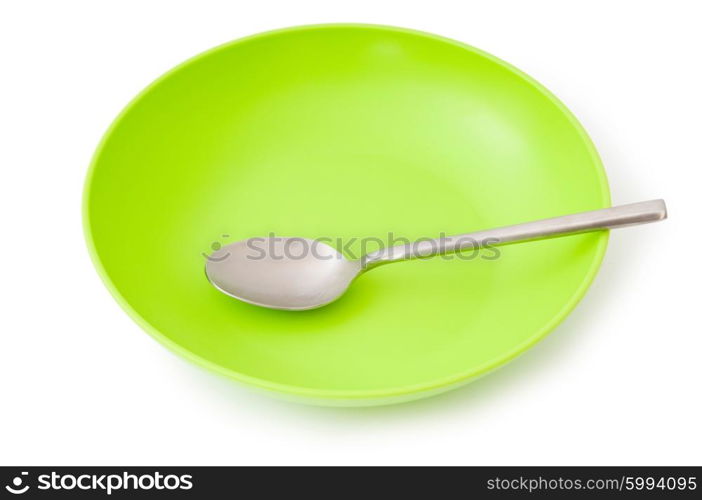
[85,25,609,402]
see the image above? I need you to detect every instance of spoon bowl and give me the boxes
[206,238,362,310]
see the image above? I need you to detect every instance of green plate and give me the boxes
[84,24,609,406]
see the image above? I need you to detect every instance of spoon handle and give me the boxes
[361,199,667,269]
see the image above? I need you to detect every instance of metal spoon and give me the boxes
[205,199,666,310]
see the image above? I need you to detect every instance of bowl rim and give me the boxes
[82,23,611,404]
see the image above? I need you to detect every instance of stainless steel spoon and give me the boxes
[205,199,666,310]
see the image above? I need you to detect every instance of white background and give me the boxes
[1,0,700,466]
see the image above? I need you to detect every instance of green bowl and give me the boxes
[84,24,609,406]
